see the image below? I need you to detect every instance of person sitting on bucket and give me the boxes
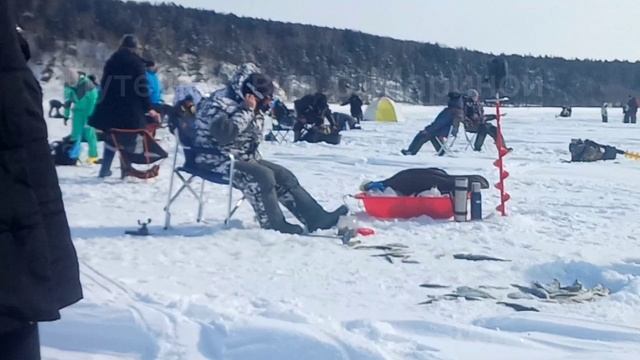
[194,63,348,234]
[559,106,572,118]
[401,92,463,156]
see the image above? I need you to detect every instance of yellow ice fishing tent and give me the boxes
[364,97,401,122]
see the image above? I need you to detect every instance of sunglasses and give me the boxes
[245,82,273,101]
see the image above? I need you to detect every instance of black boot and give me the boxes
[252,186,304,235]
[268,218,305,234]
[278,186,349,233]
[474,131,487,151]
[307,205,349,232]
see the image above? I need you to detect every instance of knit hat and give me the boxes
[120,34,140,50]
[241,73,274,100]
[466,89,479,98]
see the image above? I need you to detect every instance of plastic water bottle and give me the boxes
[337,215,358,244]
[454,178,468,222]
[470,182,482,221]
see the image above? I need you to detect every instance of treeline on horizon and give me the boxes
[15,0,640,106]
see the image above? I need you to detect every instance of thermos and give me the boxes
[470,182,482,220]
[454,177,468,222]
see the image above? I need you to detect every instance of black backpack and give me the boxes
[569,139,619,162]
[50,138,78,166]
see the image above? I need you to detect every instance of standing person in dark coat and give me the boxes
[1,2,83,358]
[626,96,638,124]
[341,93,363,123]
[89,34,160,178]
[401,92,464,156]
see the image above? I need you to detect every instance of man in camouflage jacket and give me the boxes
[194,64,347,234]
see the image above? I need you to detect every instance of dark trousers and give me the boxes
[624,111,636,123]
[473,123,505,151]
[406,130,445,156]
[602,115,608,123]
[0,323,40,360]
[231,159,330,233]
[99,134,116,177]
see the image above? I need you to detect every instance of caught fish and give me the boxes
[453,254,510,262]
[511,284,550,299]
[419,283,449,289]
[497,302,540,312]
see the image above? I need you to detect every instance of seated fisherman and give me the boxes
[270,98,295,127]
[559,106,572,118]
[463,88,509,152]
[293,92,341,145]
[401,92,463,156]
[193,64,348,234]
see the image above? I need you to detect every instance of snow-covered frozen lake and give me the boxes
[41,99,640,359]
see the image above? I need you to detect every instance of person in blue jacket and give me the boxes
[145,59,163,107]
[401,92,464,156]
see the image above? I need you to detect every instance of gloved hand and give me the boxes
[63,117,69,126]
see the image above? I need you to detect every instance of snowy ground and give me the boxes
[39,97,640,359]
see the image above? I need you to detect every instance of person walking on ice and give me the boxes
[63,69,100,163]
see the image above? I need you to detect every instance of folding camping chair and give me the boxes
[109,128,168,179]
[163,127,245,229]
[434,127,458,156]
[265,120,293,143]
[464,130,478,151]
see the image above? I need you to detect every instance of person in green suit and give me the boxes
[64,71,100,163]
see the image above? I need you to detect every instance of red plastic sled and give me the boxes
[355,193,454,220]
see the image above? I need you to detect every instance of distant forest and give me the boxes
[15,0,640,106]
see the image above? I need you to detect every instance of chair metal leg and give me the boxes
[164,142,180,229]
[435,137,450,156]
[225,155,236,227]
[228,196,245,220]
[197,178,205,222]
[464,132,477,151]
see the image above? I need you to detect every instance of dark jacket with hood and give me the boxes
[89,47,152,131]
[463,97,485,131]
[294,93,336,128]
[425,94,464,138]
[0,0,82,333]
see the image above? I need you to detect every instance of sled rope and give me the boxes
[624,151,640,161]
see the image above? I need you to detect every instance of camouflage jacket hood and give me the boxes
[193,63,265,171]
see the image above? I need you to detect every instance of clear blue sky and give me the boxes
[133,0,639,61]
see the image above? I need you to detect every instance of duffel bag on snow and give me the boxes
[569,139,620,162]
[50,138,78,166]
